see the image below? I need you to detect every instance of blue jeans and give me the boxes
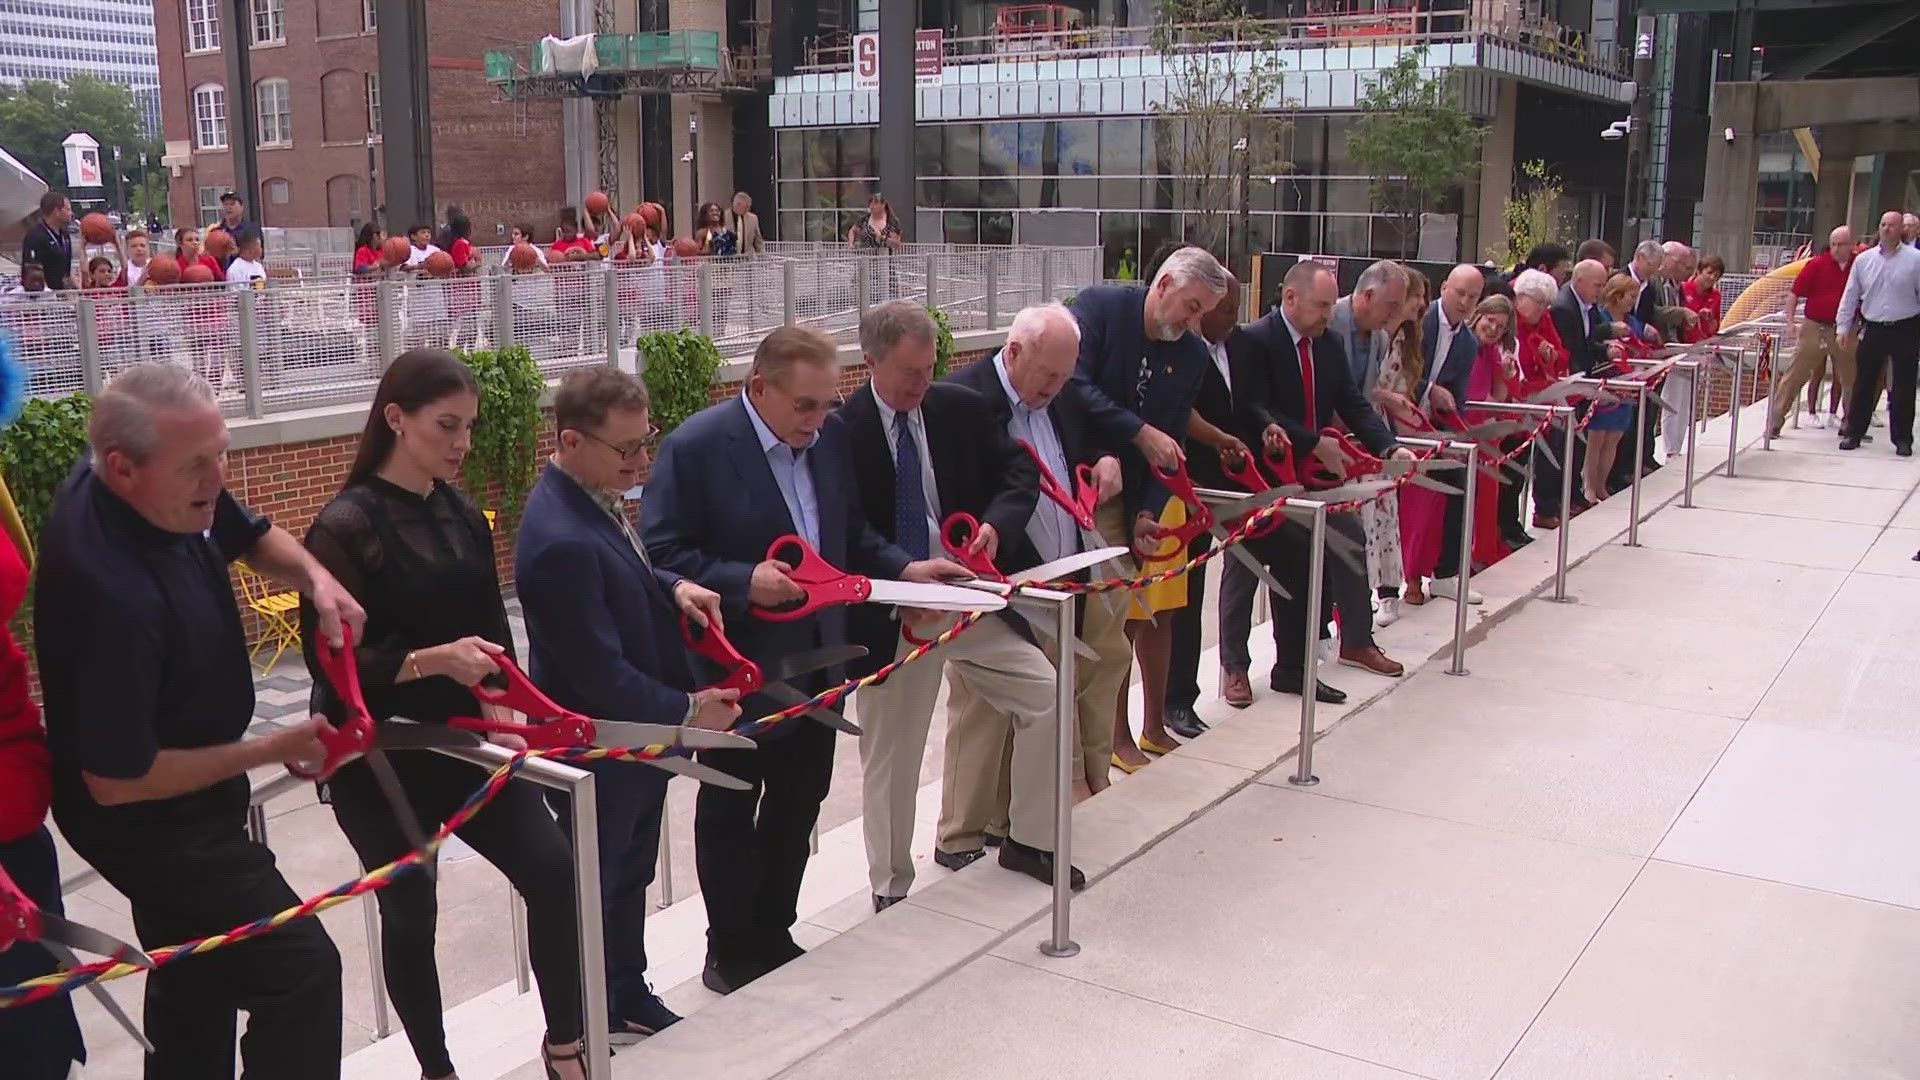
[549,763,669,1022]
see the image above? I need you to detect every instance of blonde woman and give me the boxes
[1362,268,1429,623]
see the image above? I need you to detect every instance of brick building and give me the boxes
[154,0,568,236]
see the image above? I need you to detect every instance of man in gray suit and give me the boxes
[1329,260,1409,407]
[728,192,766,255]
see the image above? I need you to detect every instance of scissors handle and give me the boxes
[940,512,1003,581]
[1015,439,1099,532]
[755,535,872,622]
[0,863,43,953]
[1218,450,1272,494]
[681,615,763,695]
[293,628,378,781]
[1146,459,1217,558]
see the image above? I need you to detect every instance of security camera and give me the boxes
[1601,120,1630,141]
[1723,127,1736,143]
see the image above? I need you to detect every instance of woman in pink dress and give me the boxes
[1460,295,1517,569]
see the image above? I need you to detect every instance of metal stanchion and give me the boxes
[657,801,675,910]
[1464,401,1574,603]
[1627,379,1648,547]
[1392,438,1474,674]
[363,898,391,1038]
[437,744,609,1080]
[1725,347,1744,478]
[511,893,532,994]
[1682,360,1699,508]
[1035,584,1080,958]
[1290,501,1327,788]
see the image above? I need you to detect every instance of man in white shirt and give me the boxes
[1838,210,1920,455]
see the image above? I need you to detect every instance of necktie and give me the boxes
[1297,335,1317,425]
[893,416,929,559]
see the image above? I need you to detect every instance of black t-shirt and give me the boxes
[21,222,72,288]
[36,459,269,837]
[218,217,264,268]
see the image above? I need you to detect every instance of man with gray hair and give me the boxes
[1330,260,1408,396]
[840,301,1082,907]
[35,361,365,1076]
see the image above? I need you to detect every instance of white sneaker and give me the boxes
[1375,596,1402,627]
[1428,576,1483,605]
[1808,413,1827,430]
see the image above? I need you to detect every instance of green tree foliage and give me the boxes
[1348,48,1483,259]
[1490,159,1572,269]
[456,346,544,526]
[0,75,158,197]
[0,393,92,543]
[637,329,723,436]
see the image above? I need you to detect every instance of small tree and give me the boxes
[1150,0,1293,275]
[1489,159,1573,268]
[1348,47,1483,259]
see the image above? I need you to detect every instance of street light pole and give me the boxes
[687,113,699,230]
[111,145,126,216]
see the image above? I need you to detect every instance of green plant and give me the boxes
[456,346,543,524]
[0,393,93,542]
[1349,47,1484,259]
[929,307,955,378]
[1489,159,1572,269]
[638,329,723,435]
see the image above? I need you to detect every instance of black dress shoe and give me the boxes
[934,847,988,871]
[763,936,806,968]
[873,894,906,913]
[998,837,1086,891]
[1269,673,1348,704]
[1502,530,1534,549]
[1164,706,1209,739]
[1897,443,1913,457]
[701,955,765,996]
[1839,435,1862,450]
[983,832,1004,849]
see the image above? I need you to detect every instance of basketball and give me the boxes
[672,236,700,259]
[585,191,610,216]
[423,250,455,278]
[80,213,115,244]
[204,227,235,259]
[622,213,647,238]
[640,202,663,229]
[507,242,540,270]
[181,263,216,285]
[381,236,412,267]
[146,254,181,285]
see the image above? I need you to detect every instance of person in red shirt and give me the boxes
[436,209,475,275]
[1681,254,1724,343]
[173,227,227,283]
[1771,226,1857,436]
[351,222,386,278]
[0,419,88,1079]
[548,208,597,263]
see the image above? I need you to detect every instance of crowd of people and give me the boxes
[3,199,1917,1080]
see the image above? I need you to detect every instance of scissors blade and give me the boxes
[362,749,435,871]
[1409,472,1464,495]
[588,720,757,751]
[647,753,753,790]
[37,912,153,969]
[1208,484,1292,522]
[864,579,1008,612]
[373,721,485,751]
[43,939,155,1054]
[1210,524,1293,600]
[762,680,863,736]
[1009,545,1132,585]
[761,644,868,685]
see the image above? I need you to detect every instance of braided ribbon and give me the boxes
[4,403,1607,1007]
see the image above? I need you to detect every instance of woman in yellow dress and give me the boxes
[1111,496,1190,773]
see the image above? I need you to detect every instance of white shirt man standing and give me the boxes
[1837,210,1920,455]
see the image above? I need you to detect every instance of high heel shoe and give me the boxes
[1110,752,1147,775]
[542,1040,586,1080]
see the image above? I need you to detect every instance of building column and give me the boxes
[1700,81,1761,270]
[1881,150,1920,215]
[1475,78,1517,264]
[1810,149,1856,250]
[669,98,735,238]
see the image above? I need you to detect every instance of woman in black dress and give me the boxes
[301,348,586,1080]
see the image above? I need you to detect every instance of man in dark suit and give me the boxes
[1232,260,1415,703]
[1416,264,1486,605]
[517,368,740,1039]
[840,302,1078,910]
[640,327,967,994]
[940,303,1133,830]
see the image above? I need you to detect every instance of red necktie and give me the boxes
[1297,335,1317,425]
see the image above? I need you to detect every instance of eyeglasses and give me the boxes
[576,426,660,460]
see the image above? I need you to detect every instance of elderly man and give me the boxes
[1904,213,1919,244]
[728,192,765,256]
[1838,210,1920,456]
[1772,226,1859,437]
[1233,261,1416,702]
[941,304,1131,845]
[1330,260,1409,402]
[641,326,969,993]
[840,302,1079,908]
[36,361,362,1078]
[1417,264,1484,604]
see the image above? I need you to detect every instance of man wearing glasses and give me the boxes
[515,368,738,1041]
[641,327,969,994]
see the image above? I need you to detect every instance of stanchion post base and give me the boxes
[1443,666,1470,677]
[1288,774,1320,787]
[1544,594,1577,604]
[1038,939,1081,958]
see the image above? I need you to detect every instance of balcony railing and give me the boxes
[483,30,755,98]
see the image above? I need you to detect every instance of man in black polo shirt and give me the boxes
[21,191,74,290]
[216,191,263,268]
[36,361,365,1079]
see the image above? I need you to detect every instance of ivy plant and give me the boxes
[638,329,723,436]
[456,345,543,527]
[929,307,955,378]
[0,393,92,542]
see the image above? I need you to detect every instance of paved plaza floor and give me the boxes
[54,400,1920,1080]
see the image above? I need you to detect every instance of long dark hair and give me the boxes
[347,348,480,486]
[697,201,724,230]
[355,222,382,252]
[438,206,471,251]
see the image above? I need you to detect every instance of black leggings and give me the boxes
[329,751,581,1079]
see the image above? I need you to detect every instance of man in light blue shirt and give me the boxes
[742,387,822,549]
[1838,210,1920,455]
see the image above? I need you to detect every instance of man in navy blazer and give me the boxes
[640,326,966,995]
[517,368,739,1040]
[1418,264,1486,414]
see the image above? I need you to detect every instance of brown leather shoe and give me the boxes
[1531,513,1561,530]
[1338,645,1404,677]
[1220,669,1253,708]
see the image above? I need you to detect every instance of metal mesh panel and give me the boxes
[7,297,82,399]
[698,258,787,357]
[513,262,609,374]
[395,276,492,355]
[937,251,992,332]
[316,252,354,278]
[255,279,382,411]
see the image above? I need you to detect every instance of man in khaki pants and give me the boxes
[843,302,1084,912]
[1771,226,1858,438]
[938,304,1144,857]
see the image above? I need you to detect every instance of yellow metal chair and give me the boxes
[236,562,302,673]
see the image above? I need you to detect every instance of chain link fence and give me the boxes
[10,247,1099,418]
